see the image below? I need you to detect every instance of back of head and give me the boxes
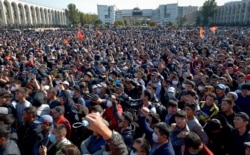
[184,132,202,150]
[54,124,67,136]
[61,144,81,155]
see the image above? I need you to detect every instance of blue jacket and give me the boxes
[152,141,175,155]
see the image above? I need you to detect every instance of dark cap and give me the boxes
[216,84,226,90]
[73,85,81,92]
[115,83,124,90]
[207,119,221,131]
[241,84,250,90]
[235,112,249,121]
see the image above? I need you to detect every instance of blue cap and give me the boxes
[34,115,53,124]
[216,84,226,90]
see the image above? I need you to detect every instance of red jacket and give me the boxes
[184,144,214,155]
[103,104,123,130]
[56,115,72,139]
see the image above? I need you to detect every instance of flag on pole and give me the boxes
[199,27,205,39]
[210,26,218,33]
[77,28,84,41]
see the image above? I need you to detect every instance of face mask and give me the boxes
[168,93,174,98]
[172,80,178,85]
[106,100,112,107]
[35,125,42,133]
[182,83,186,88]
[109,75,113,81]
[49,134,56,144]
[96,88,101,94]
[189,151,198,155]
[198,86,204,91]
[41,80,46,85]
[11,86,16,92]
[152,132,159,143]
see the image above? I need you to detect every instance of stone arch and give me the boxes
[40,7,45,24]
[30,6,36,25]
[44,8,48,25]
[35,7,41,24]
[4,0,13,25]
[0,0,7,25]
[24,5,31,25]
[11,2,20,25]
[18,3,26,25]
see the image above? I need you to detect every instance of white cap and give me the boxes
[168,87,176,93]
[60,81,69,86]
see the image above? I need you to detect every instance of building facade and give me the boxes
[97,5,115,24]
[98,4,198,25]
[0,0,66,26]
[213,0,250,25]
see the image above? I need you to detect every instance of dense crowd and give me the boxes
[0,26,250,155]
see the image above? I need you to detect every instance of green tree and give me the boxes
[65,3,80,25]
[201,0,217,26]
[149,22,157,27]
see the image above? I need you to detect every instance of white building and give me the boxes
[98,3,198,25]
[97,5,115,24]
[213,0,250,25]
[0,0,66,26]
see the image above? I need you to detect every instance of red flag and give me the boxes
[210,26,218,33]
[199,27,205,39]
[63,38,69,45]
[77,28,84,41]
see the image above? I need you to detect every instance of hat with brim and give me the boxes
[34,115,53,124]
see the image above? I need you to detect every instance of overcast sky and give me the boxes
[22,0,239,13]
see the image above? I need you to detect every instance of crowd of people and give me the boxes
[0,26,250,155]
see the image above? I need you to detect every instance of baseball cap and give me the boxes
[216,84,226,90]
[235,112,249,121]
[168,87,176,93]
[60,81,69,86]
[34,115,53,124]
[51,106,65,114]
[228,92,238,100]
[115,83,124,90]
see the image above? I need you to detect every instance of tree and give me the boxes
[149,22,157,27]
[176,16,186,27]
[114,21,123,26]
[201,0,217,26]
[65,3,80,25]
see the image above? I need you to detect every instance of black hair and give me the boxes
[0,124,10,139]
[184,103,196,111]
[134,138,151,155]
[168,100,178,107]
[143,89,152,100]
[184,132,202,150]
[24,106,37,118]
[154,122,171,138]
[148,113,161,124]
[91,105,103,114]
[175,110,187,118]
[122,111,133,124]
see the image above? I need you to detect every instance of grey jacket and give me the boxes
[0,140,21,155]
[106,131,128,155]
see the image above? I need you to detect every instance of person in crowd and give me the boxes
[204,118,232,155]
[198,93,219,125]
[236,84,250,115]
[50,106,72,139]
[150,122,175,155]
[228,112,250,155]
[183,132,213,155]
[184,103,208,144]
[17,106,39,155]
[165,100,179,125]
[0,124,21,155]
[170,110,190,155]
[129,138,151,155]
[46,88,61,109]
[219,98,236,127]
[33,115,54,155]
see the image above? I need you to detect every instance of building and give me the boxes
[0,0,66,26]
[213,0,250,25]
[97,5,115,24]
[98,3,198,25]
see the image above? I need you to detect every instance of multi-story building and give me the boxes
[98,4,198,25]
[213,0,250,25]
[0,0,66,26]
[97,5,115,24]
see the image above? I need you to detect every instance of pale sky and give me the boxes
[21,0,238,13]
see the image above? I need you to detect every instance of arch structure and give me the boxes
[0,0,66,26]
